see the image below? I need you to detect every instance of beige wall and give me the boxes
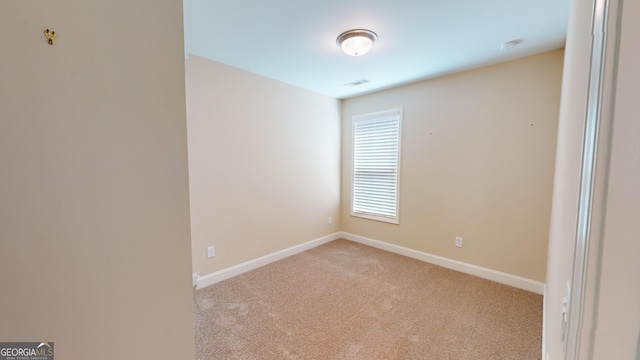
[543,0,592,357]
[0,2,195,359]
[186,56,341,276]
[590,0,640,357]
[341,50,564,282]
[545,0,640,358]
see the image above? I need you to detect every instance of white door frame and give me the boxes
[564,0,623,358]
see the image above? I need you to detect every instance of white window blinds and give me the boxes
[352,108,402,224]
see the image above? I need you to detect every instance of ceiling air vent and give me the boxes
[345,78,370,87]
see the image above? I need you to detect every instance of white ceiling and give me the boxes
[183,0,570,99]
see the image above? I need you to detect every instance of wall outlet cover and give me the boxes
[455,237,463,247]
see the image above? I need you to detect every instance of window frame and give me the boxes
[351,107,403,224]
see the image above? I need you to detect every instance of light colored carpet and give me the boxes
[194,239,542,359]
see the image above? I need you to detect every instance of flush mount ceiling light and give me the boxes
[336,29,378,56]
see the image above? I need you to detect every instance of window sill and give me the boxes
[351,212,399,225]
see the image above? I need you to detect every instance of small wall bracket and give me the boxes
[44,29,57,45]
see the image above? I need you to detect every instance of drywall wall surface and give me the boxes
[0,2,195,359]
[186,56,341,276]
[546,2,640,358]
[543,0,593,357]
[590,0,640,357]
[341,50,564,282]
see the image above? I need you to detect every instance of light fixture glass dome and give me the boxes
[336,29,378,57]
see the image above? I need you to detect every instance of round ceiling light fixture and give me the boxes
[336,29,378,56]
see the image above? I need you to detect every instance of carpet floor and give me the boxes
[194,239,542,359]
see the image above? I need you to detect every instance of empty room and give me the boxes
[2,1,639,360]
[186,0,547,357]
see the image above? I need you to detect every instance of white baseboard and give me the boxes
[196,231,545,295]
[541,285,548,360]
[340,232,545,295]
[196,232,341,290]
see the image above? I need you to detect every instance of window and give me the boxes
[351,108,402,224]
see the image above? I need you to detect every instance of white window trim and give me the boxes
[351,107,402,224]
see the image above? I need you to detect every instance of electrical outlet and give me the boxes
[207,246,215,258]
[328,216,332,225]
[455,237,463,248]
